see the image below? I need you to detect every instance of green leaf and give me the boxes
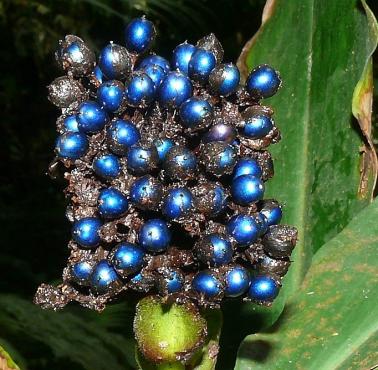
[0,344,20,370]
[236,198,378,370]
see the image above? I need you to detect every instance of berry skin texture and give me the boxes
[71,261,93,284]
[124,17,156,54]
[248,275,279,302]
[226,214,259,245]
[162,187,194,220]
[209,63,240,96]
[188,48,217,82]
[200,142,237,177]
[111,242,145,276]
[107,119,141,155]
[90,260,120,294]
[158,71,193,108]
[260,200,283,226]
[97,80,124,112]
[72,217,102,248]
[139,219,171,252]
[156,268,185,295]
[138,55,170,73]
[171,42,196,75]
[163,145,198,181]
[242,114,273,139]
[233,158,262,179]
[224,265,250,298]
[98,43,132,80]
[195,233,233,266]
[126,143,159,175]
[141,64,166,91]
[202,123,236,144]
[55,132,88,159]
[129,175,163,211]
[153,137,174,162]
[77,101,108,133]
[93,153,121,180]
[246,64,281,99]
[192,270,223,298]
[179,97,213,131]
[98,188,129,219]
[63,115,79,132]
[124,71,155,107]
[231,174,265,205]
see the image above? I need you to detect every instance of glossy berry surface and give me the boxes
[124,72,155,107]
[157,268,184,295]
[248,275,279,301]
[124,17,156,53]
[202,123,236,144]
[112,242,145,275]
[141,64,166,91]
[107,119,141,155]
[195,233,233,266]
[55,132,88,159]
[171,42,196,75]
[98,43,131,80]
[126,143,158,175]
[153,137,174,162]
[231,174,265,205]
[224,265,250,297]
[72,217,102,248]
[158,71,193,108]
[260,200,283,226]
[192,271,222,298]
[162,187,193,219]
[138,55,170,73]
[97,80,124,112]
[98,188,128,219]
[233,158,262,179]
[242,114,273,139]
[71,261,93,283]
[90,260,119,294]
[77,101,108,133]
[138,219,171,252]
[246,65,281,99]
[209,63,240,96]
[63,115,79,132]
[163,146,197,181]
[226,214,259,245]
[188,48,216,82]
[93,153,121,179]
[129,175,163,210]
[179,97,213,131]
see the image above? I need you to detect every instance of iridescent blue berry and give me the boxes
[98,188,128,219]
[171,42,196,75]
[139,219,171,253]
[138,55,170,73]
[63,115,79,132]
[202,123,236,144]
[153,137,174,162]
[141,64,166,91]
[201,142,237,176]
[163,146,197,181]
[97,80,124,112]
[231,174,265,205]
[179,97,213,131]
[209,63,240,96]
[124,71,155,107]
[162,187,193,220]
[255,212,269,236]
[192,270,222,298]
[129,175,163,210]
[98,43,132,80]
[188,48,217,82]
[93,153,121,179]
[55,132,88,160]
[111,242,145,276]
[226,214,259,245]
[77,101,108,133]
[195,233,233,266]
[224,265,250,297]
[193,182,228,217]
[260,200,283,226]
[71,261,93,284]
[246,64,281,99]
[248,275,279,301]
[90,260,120,294]
[233,158,262,179]
[157,268,184,295]
[242,114,273,139]
[107,119,141,155]
[126,143,159,175]
[124,17,156,54]
[72,217,102,248]
[157,71,193,108]
[92,66,104,85]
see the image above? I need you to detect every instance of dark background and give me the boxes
[0,1,377,369]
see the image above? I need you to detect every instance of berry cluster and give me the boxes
[34,17,297,311]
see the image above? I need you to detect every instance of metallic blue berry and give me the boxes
[231,174,265,205]
[157,71,193,108]
[124,71,155,107]
[124,17,156,53]
[71,261,93,284]
[55,132,88,160]
[98,43,132,80]
[129,175,163,211]
[179,97,213,131]
[260,200,283,227]
[138,55,170,73]
[77,101,108,133]
[195,233,233,266]
[126,143,159,175]
[92,66,104,85]
[192,270,222,298]
[162,187,193,220]
[226,214,259,245]
[97,80,124,112]
[202,123,236,144]
[107,119,141,155]
[209,63,240,96]
[111,242,145,276]
[200,142,237,177]
[248,275,279,301]
[72,217,102,248]
[98,188,128,219]
[141,64,166,91]
[171,42,196,75]
[163,146,197,181]
[90,260,120,294]
[242,114,273,139]
[93,153,121,179]
[246,64,281,99]
[63,115,79,132]
[224,265,250,297]
[157,268,184,295]
[233,158,262,179]
[255,212,269,236]
[188,48,216,82]
[139,219,171,253]
[193,182,228,217]
[153,137,174,162]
